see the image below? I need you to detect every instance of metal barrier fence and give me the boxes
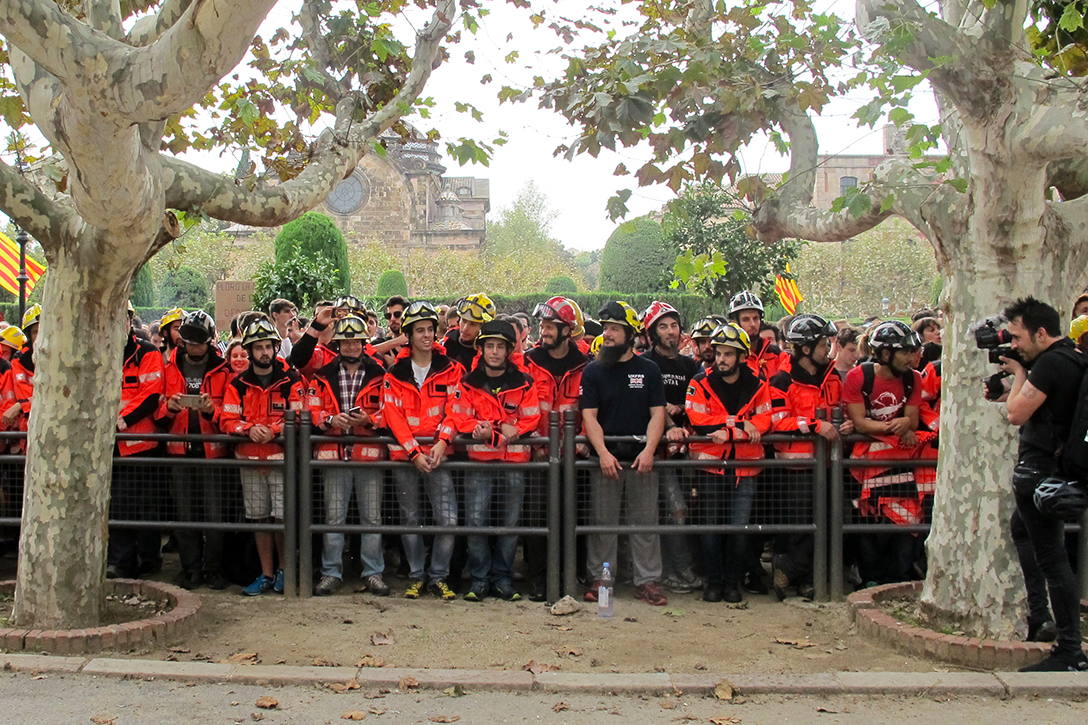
[2,410,1085,602]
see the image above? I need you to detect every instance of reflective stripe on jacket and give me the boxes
[382,350,463,461]
[119,335,165,456]
[450,365,540,462]
[686,368,772,477]
[308,357,387,461]
[220,358,305,460]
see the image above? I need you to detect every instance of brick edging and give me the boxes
[0,579,200,655]
[846,581,1053,669]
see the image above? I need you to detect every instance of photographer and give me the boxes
[1000,297,1088,671]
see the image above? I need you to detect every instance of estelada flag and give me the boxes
[0,231,45,297]
[774,264,803,315]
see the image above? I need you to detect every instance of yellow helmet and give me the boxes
[127,300,135,315]
[160,307,186,328]
[1071,315,1088,342]
[332,315,368,342]
[0,325,27,350]
[590,334,604,357]
[21,304,41,330]
[710,322,751,354]
[457,293,496,324]
[598,300,644,334]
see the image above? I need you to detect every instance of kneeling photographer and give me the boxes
[997,297,1088,672]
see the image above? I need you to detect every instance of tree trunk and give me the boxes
[13,246,132,629]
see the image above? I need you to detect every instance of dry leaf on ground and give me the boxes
[341,712,368,721]
[428,716,460,723]
[443,685,466,697]
[555,646,582,657]
[169,647,191,653]
[254,696,279,710]
[356,654,387,668]
[773,637,815,649]
[399,676,419,690]
[313,657,340,667]
[709,717,741,724]
[371,630,396,646]
[661,700,677,709]
[327,679,361,694]
[523,660,560,674]
[250,713,264,722]
[222,652,259,665]
[552,702,570,713]
[369,707,387,715]
[714,681,734,701]
[91,717,117,724]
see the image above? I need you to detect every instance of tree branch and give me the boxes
[125,0,195,47]
[0,0,107,81]
[0,158,78,255]
[297,0,349,101]
[84,0,123,39]
[1015,77,1088,164]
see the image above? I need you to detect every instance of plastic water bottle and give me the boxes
[598,562,614,618]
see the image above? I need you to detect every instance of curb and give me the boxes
[3,653,1088,698]
[0,580,201,654]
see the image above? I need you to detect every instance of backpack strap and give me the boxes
[860,361,914,417]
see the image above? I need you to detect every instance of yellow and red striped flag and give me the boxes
[0,231,45,297]
[774,264,803,315]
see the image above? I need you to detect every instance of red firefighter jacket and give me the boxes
[118,334,165,456]
[686,366,772,477]
[307,356,388,461]
[381,348,463,461]
[156,347,232,458]
[745,337,790,380]
[768,357,843,459]
[220,358,305,460]
[524,344,588,439]
[450,363,540,462]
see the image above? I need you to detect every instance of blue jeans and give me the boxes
[321,467,385,579]
[464,468,526,584]
[394,467,456,582]
[698,471,756,588]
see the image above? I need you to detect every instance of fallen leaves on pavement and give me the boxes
[524,660,560,674]
[91,717,117,724]
[327,679,361,694]
[428,716,460,723]
[221,652,259,665]
[552,702,570,713]
[774,637,815,649]
[399,676,420,690]
[371,630,396,646]
[714,681,734,701]
[254,696,279,710]
[369,707,387,715]
[312,657,340,667]
[443,685,466,697]
[356,654,388,668]
[554,646,582,657]
[341,712,368,721]
[709,717,741,724]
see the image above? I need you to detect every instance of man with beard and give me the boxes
[842,320,928,587]
[159,307,186,362]
[640,301,702,594]
[443,293,496,369]
[689,316,726,375]
[450,320,540,601]
[687,323,772,603]
[523,296,589,600]
[373,295,409,366]
[728,291,789,380]
[221,319,306,596]
[768,314,853,600]
[308,315,391,597]
[581,301,669,607]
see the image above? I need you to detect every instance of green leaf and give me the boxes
[235,98,258,127]
[888,107,912,127]
[945,178,968,193]
[879,193,896,213]
[1059,3,1084,32]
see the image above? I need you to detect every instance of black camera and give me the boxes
[974,319,1020,365]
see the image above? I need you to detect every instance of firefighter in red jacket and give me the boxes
[8,305,40,444]
[767,313,853,600]
[728,291,789,380]
[221,319,305,596]
[450,320,541,602]
[307,315,391,598]
[106,315,166,579]
[0,324,24,535]
[443,292,496,369]
[382,301,464,600]
[686,323,772,604]
[156,310,233,590]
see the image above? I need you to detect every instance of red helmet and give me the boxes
[533,296,584,333]
[641,301,681,334]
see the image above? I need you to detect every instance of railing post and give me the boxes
[282,411,299,598]
[829,435,845,601]
[813,435,829,602]
[562,410,578,598]
[547,411,562,604]
[298,410,314,599]
[1079,509,1088,599]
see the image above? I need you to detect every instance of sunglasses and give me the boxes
[384,310,404,320]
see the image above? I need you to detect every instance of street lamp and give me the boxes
[13,144,27,322]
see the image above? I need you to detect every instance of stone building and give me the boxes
[320,128,489,249]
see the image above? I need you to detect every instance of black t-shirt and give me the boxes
[580,355,666,458]
[1020,338,1087,458]
[179,354,210,439]
[642,347,700,407]
[443,328,477,369]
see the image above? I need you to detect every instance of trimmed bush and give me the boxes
[159,265,208,309]
[599,218,676,294]
[132,264,155,307]
[544,276,579,295]
[274,211,351,294]
[375,269,408,298]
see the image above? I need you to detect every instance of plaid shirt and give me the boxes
[338,363,367,412]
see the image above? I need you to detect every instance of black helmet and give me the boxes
[179,310,215,345]
[475,319,517,349]
[786,313,837,346]
[1034,477,1088,519]
[868,320,922,353]
[598,301,644,334]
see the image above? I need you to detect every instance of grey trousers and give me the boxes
[586,464,662,586]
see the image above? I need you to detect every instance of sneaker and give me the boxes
[526,579,547,603]
[203,571,230,591]
[273,569,285,594]
[364,574,390,597]
[174,570,202,591]
[772,555,790,602]
[491,579,522,601]
[243,574,275,596]
[584,580,602,603]
[1019,646,1088,672]
[661,573,694,594]
[742,570,768,595]
[314,575,342,596]
[429,579,456,601]
[634,582,668,606]
[403,579,425,599]
[1027,620,1058,643]
[463,581,488,602]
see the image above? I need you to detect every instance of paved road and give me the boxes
[1,671,1087,724]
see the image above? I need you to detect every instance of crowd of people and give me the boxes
[0,289,953,607]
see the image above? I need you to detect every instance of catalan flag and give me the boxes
[774,264,803,315]
[0,231,45,297]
